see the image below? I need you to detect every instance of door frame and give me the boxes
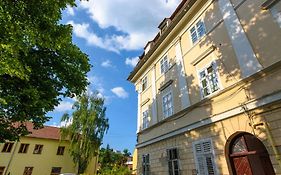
[225,132,274,175]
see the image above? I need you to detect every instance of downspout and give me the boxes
[253,122,281,169]
[4,141,18,175]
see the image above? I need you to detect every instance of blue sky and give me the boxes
[46,0,180,153]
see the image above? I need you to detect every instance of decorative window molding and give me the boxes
[142,154,150,175]
[159,80,173,91]
[191,45,216,66]
[192,138,218,175]
[190,19,206,44]
[167,148,180,175]
[198,62,220,98]
[160,55,170,74]
[141,98,150,106]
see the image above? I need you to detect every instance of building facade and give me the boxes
[128,0,281,174]
[0,123,97,175]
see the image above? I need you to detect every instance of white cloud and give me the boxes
[101,60,113,68]
[87,75,105,94]
[60,118,73,127]
[74,0,180,52]
[54,101,73,112]
[66,5,75,16]
[125,57,139,67]
[111,87,129,99]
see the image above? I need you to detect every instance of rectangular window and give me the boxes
[50,167,62,175]
[167,148,180,175]
[160,55,169,74]
[190,19,206,44]
[0,167,5,175]
[193,139,217,175]
[57,146,65,155]
[1,142,14,153]
[33,144,43,154]
[23,167,33,175]
[18,144,29,153]
[162,91,173,118]
[142,110,149,129]
[142,76,148,91]
[142,154,150,175]
[199,63,219,97]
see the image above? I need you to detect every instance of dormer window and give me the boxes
[160,56,169,74]
[158,18,171,35]
[142,76,148,91]
[144,41,154,55]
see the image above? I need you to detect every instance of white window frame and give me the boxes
[142,76,148,92]
[167,148,180,175]
[162,90,173,119]
[142,154,150,175]
[142,109,149,130]
[190,19,206,44]
[192,138,218,175]
[197,61,221,98]
[160,55,170,74]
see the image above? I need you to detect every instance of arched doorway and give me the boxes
[225,132,275,175]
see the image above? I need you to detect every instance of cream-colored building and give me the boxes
[128,0,281,174]
[0,122,97,175]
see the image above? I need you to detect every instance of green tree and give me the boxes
[60,93,109,174]
[98,145,131,175]
[0,1,91,142]
[123,148,131,157]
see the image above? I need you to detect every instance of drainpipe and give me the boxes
[4,141,18,175]
[253,122,281,169]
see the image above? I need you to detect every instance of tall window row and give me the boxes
[140,19,222,130]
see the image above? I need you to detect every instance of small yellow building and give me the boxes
[0,122,97,175]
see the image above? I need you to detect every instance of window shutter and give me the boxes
[195,143,202,153]
[193,139,217,175]
[202,141,211,153]
[205,155,215,175]
[197,155,206,175]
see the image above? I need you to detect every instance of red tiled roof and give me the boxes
[24,122,61,140]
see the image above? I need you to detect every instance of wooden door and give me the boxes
[233,156,252,175]
[227,133,275,175]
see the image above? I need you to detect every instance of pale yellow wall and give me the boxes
[132,149,138,174]
[0,137,97,175]
[137,104,281,174]
[0,137,75,175]
[133,0,281,174]
[234,0,281,68]
[135,0,281,138]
